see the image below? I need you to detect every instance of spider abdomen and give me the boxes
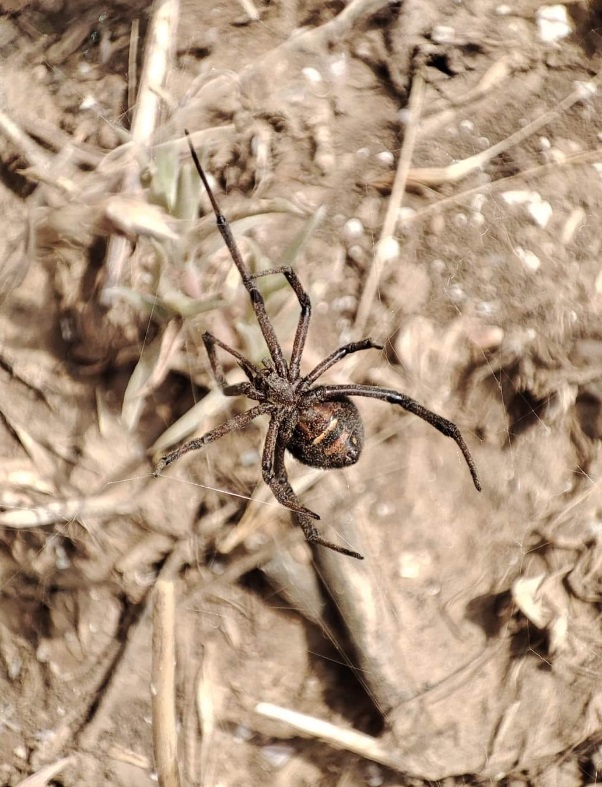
[288,397,364,469]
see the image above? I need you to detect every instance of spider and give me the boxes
[154,130,481,560]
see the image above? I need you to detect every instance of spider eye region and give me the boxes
[288,397,364,470]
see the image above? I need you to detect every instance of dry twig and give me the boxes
[408,78,598,186]
[255,702,423,773]
[152,579,181,787]
[354,72,425,336]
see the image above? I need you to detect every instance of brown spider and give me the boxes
[154,131,481,560]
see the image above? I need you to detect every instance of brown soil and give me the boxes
[0,0,601,785]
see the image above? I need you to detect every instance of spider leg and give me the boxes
[154,403,272,475]
[307,384,481,491]
[295,513,364,560]
[185,131,288,378]
[250,267,310,383]
[263,413,364,558]
[202,332,262,398]
[301,339,384,389]
[261,414,320,520]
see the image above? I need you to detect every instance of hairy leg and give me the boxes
[301,339,383,388]
[261,413,319,520]
[262,412,364,559]
[154,403,272,474]
[185,131,288,378]
[202,332,260,398]
[251,266,311,382]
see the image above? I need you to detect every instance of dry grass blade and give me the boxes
[196,642,220,785]
[161,125,236,156]
[103,0,180,297]
[418,54,521,138]
[127,18,140,115]
[0,108,54,172]
[407,77,599,186]
[132,0,180,151]
[150,388,230,455]
[237,0,260,22]
[122,322,183,432]
[152,579,181,787]
[15,756,76,787]
[289,0,391,50]
[2,417,57,479]
[278,205,327,268]
[398,146,602,230]
[255,702,421,773]
[354,72,425,336]
[198,530,307,596]
[103,196,179,241]
[0,494,134,528]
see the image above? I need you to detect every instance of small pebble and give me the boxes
[432,25,456,44]
[348,245,366,264]
[397,206,416,224]
[470,211,485,227]
[475,300,498,316]
[376,150,394,166]
[302,67,322,83]
[328,53,347,80]
[365,762,384,786]
[398,108,411,125]
[471,193,486,212]
[234,724,253,742]
[261,744,295,768]
[398,550,433,579]
[574,80,597,100]
[467,324,504,349]
[377,236,400,262]
[536,4,572,43]
[528,199,553,228]
[446,284,466,303]
[80,94,97,110]
[342,218,364,242]
[514,246,541,272]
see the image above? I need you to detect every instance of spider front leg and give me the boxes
[154,403,272,474]
[202,332,261,398]
[262,412,364,559]
[301,339,384,388]
[185,131,288,378]
[250,267,311,382]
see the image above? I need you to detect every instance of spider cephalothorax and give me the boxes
[154,131,481,560]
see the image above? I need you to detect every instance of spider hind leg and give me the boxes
[297,514,364,560]
[263,413,364,558]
